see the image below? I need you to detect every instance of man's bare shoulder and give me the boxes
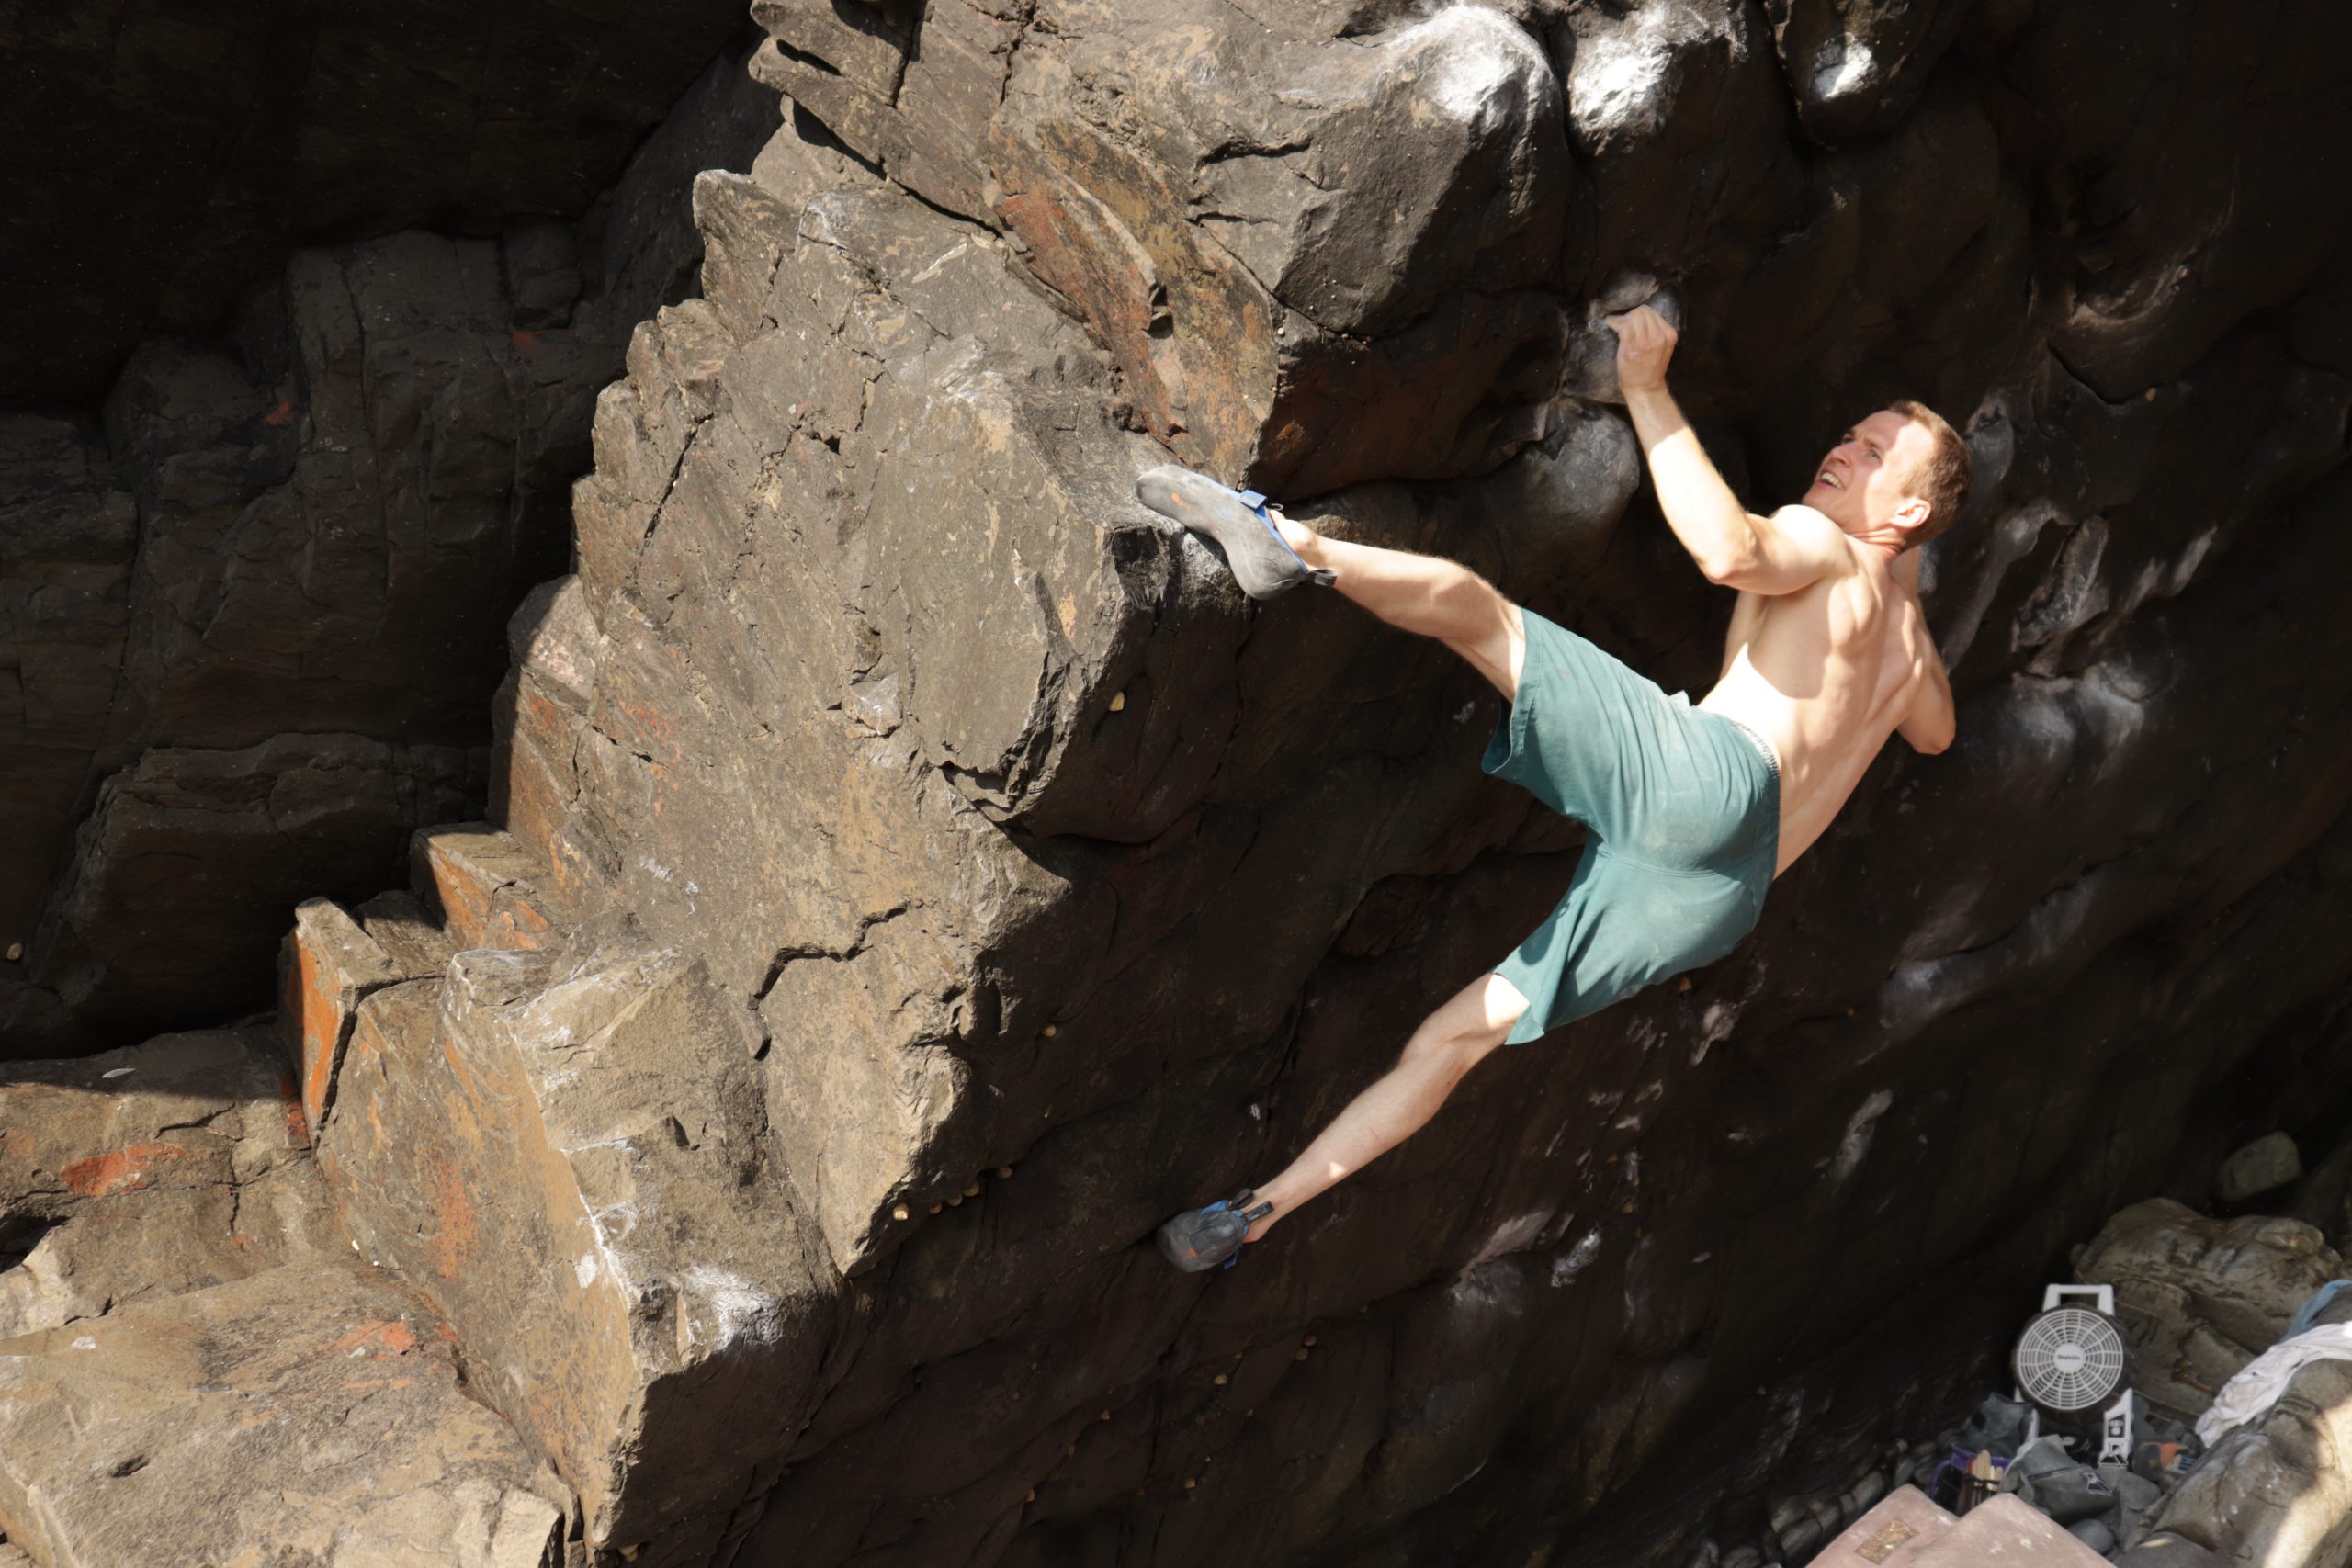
[1762,503,1865,578]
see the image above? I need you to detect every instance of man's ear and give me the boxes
[1892,495,1932,536]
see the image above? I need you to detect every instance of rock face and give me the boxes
[316,933,834,1563]
[415,2,2352,1560]
[11,1,2352,1566]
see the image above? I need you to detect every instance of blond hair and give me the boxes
[1887,399,1971,546]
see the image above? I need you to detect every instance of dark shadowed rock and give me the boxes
[0,0,759,402]
[0,40,782,1055]
[27,736,481,1041]
[2218,1131,2305,1204]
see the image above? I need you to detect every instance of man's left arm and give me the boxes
[1894,563,1956,753]
[1612,308,1850,596]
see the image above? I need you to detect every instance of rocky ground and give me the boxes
[5,0,2352,1565]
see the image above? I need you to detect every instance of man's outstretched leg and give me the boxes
[1270,516,1526,700]
[1136,465,1524,699]
[1158,972,1529,1270]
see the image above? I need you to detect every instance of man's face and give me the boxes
[1802,410,1933,534]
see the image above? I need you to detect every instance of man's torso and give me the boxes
[1696,540,1931,872]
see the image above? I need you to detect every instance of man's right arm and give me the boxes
[1612,308,1849,596]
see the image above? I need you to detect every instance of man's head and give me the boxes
[1801,401,1971,549]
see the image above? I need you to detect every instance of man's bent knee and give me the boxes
[1402,974,1525,1084]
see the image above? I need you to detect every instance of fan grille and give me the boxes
[2015,1307,2127,1412]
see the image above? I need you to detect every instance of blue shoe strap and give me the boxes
[1233,486,1320,577]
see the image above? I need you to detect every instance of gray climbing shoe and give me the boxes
[1156,1189,1274,1271]
[1136,465,1336,601]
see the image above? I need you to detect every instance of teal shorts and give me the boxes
[1486,608,1781,1044]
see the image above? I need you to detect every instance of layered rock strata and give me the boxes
[0,42,782,1054]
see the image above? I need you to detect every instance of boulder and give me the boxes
[15,0,2352,1563]
[2143,1359,2352,1567]
[2219,1131,2304,1204]
[2075,1199,2346,1417]
[754,0,1575,495]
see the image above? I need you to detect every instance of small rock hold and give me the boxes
[891,1203,910,1222]
[1042,1024,1057,1038]
[1295,1349,1310,1362]
[997,1166,1012,1179]
[5,942,21,962]
[1108,691,1126,712]
[963,1181,980,1198]
[2218,1131,2302,1203]
[1213,1373,1228,1386]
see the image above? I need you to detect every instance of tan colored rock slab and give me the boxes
[1909,1495,2110,1565]
[319,939,832,1562]
[411,824,560,953]
[1817,1485,1960,1565]
[0,1261,572,1568]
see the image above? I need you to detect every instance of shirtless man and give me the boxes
[1150,304,1968,1269]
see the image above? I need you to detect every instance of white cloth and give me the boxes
[2197,1322,2352,1446]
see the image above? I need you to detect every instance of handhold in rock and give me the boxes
[1560,274,1686,405]
[2218,1132,2302,1204]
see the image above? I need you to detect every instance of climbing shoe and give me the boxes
[1157,1189,1274,1272]
[1136,464,1336,601]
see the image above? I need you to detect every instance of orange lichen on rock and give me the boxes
[59,1140,190,1198]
